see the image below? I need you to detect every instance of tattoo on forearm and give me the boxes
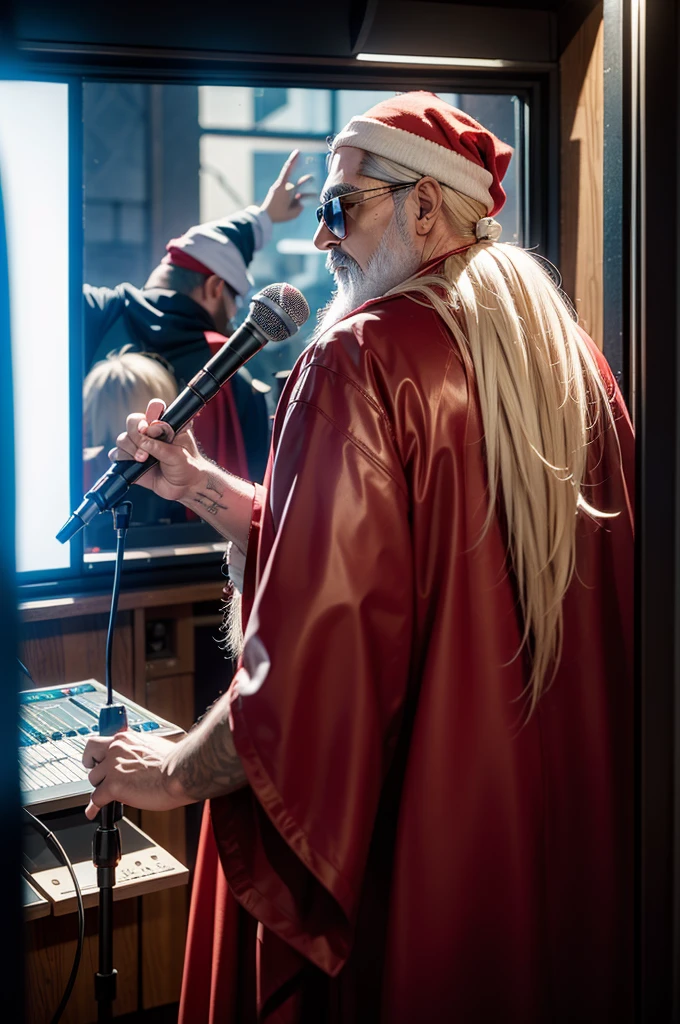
[191,472,228,515]
[194,493,228,515]
[205,473,224,497]
[170,702,246,801]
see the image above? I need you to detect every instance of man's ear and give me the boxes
[205,274,225,301]
[412,177,444,236]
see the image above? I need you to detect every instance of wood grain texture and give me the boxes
[20,593,209,1017]
[25,899,138,1023]
[140,672,195,1009]
[19,580,224,623]
[139,883,189,1009]
[20,613,134,700]
[145,672,195,735]
[560,2,604,348]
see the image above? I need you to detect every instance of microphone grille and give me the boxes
[249,283,310,342]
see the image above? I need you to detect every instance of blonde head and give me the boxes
[362,153,618,715]
[83,345,178,450]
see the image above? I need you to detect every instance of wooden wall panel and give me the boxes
[560,2,604,348]
[20,612,134,699]
[25,900,138,1023]
[139,802,189,1010]
[144,603,195,681]
[140,672,195,1008]
[145,671,195,734]
[19,589,205,1018]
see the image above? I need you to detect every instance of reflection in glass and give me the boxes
[82,83,524,553]
[199,87,332,134]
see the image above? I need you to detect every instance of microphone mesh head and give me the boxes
[250,283,310,342]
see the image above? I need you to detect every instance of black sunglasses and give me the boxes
[315,181,418,240]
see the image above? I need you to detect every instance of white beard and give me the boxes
[314,215,421,339]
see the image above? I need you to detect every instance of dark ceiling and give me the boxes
[3,0,600,65]
[404,0,587,10]
[409,0,560,7]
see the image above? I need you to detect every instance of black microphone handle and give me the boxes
[56,322,268,542]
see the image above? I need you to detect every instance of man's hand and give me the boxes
[82,692,249,819]
[82,730,192,820]
[110,397,206,502]
[260,150,314,224]
[110,396,256,547]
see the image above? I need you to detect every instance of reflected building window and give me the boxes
[83,84,152,289]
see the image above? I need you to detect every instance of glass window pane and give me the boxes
[199,87,331,134]
[200,135,329,376]
[334,90,398,131]
[199,85,254,130]
[83,82,151,287]
[0,81,71,574]
[81,81,527,549]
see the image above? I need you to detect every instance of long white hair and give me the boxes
[361,152,618,715]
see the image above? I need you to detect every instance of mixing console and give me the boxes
[19,680,182,813]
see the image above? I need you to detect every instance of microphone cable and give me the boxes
[22,807,85,1024]
[105,501,132,705]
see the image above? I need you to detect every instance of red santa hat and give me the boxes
[330,91,513,217]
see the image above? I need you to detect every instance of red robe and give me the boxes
[181,287,634,1023]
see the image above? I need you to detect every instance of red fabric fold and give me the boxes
[178,806,239,1024]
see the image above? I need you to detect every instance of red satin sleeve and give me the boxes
[240,481,267,628]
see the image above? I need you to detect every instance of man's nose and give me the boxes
[313,220,340,252]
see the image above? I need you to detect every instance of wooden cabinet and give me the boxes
[20,581,225,1022]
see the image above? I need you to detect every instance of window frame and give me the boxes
[10,57,556,599]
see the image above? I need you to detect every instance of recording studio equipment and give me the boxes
[23,810,188,917]
[20,679,189,918]
[19,680,182,815]
[56,282,310,543]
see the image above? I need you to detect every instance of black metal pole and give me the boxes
[93,502,132,1022]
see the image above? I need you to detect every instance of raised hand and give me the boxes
[260,150,315,224]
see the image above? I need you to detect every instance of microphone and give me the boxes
[57,283,310,543]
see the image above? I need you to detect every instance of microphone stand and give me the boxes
[93,501,131,1023]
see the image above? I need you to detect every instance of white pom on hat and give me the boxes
[475,217,503,241]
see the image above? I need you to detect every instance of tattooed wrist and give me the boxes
[163,698,247,802]
[194,493,228,515]
[190,471,229,515]
[205,473,224,496]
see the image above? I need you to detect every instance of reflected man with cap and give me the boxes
[83,151,311,482]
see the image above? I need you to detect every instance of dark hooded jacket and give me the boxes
[83,283,270,482]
